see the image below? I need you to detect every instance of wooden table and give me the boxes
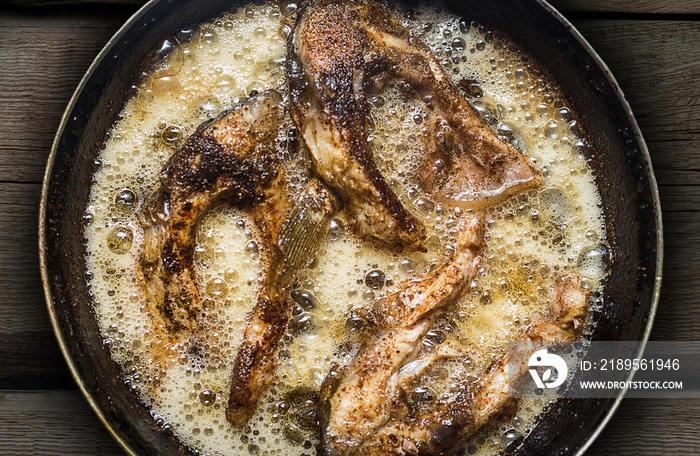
[1,0,698,454]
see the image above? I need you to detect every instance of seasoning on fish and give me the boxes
[138,89,340,425]
[286,0,542,255]
[227,180,339,427]
[320,272,589,455]
[319,214,484,455]
[138,90,290,335]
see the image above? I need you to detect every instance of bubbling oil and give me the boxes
[84,2,606,455]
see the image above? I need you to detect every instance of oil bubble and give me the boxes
[245,240,259,257]
[535,102,550,116]
[214,75,236,93]
[291,289,319,311]
[540,188,572,227]
[577,245,608,279]
[451,37,466,53]
[283,424,305,445]
[328,218,344,241]
[195,244,215,269]
[152,76,181,99]
[400,259,415,273]
[161,125,183,146]
[199,389,217,406]
[177,27,200,45]
[114,189,137,212]
[365,270,386,290]
[108,226,134,254]
[289,311,314,335]
[193,96,223,120]
[543,119,562,141]
[514,68,527,80]
[555,107,572,123]
[501,428,522,447]
[138,89,155,108]
[585,229,599,242]
[282,2,298,15]
[224,267,240,283]
[278,24,292,39]
[415,196,436,212]
[206,277,228,298]
[149,38,184,78]
[200,27,219,47]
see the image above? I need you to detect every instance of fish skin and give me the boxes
[286,0,542,255]
[138,90,288,336]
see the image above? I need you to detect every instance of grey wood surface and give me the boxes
[1,1,698,455]
[554,0,700,13]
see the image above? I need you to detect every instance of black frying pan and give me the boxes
[39,0,662,454]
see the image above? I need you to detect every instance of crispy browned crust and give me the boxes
[287,0,428,251]
[226,295,288,426]
[287,0,542,254]
[227,180,339,426]
[319,273,589,456]
[138,91,287,336]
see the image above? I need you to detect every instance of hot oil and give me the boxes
[84,2,606,455]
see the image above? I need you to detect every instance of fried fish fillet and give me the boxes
[287,0,542,252]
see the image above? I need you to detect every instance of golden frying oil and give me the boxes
[84,2,606,455]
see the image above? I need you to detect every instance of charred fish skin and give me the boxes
[138,90,287,336]
[286,0,542,253]
[136,87,341,425]
[287,0,428,252]
[226,180,339,427]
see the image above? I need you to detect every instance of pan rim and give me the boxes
[38,0,664,455]
[39,1,162,455]
[531,1,663,454]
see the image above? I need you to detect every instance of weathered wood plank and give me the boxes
[0,11,132,183]
[0,182,72,380]
[550,0,700,14]
[588,399,700,455]
[6,0,700,14]
[0,390,125,455]
[571,20,700,141]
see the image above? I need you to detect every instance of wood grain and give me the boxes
[0,11,132,183]
[6,0,700,14]
[588,399,700,455]
[0,390,124,455]
[0,182,70,380]
[0,10,133,382]
[550,0,700,14]
[0,4,699,456]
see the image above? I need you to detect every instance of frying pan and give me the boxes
[39,0,662,454]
